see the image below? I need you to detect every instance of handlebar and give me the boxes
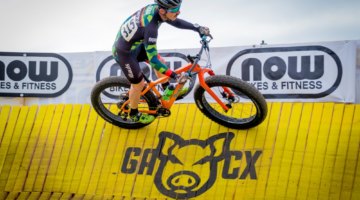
[185,35,213,74]
[186,35,212,64]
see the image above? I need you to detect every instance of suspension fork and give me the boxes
[198,69,231,111]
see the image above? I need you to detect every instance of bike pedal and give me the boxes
[116,102,122,109]
[226,104,232,109]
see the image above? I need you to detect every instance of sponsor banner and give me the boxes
[0,40,358,105]
[226,42,356,102]
[0,52,72,97]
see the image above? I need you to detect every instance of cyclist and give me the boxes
[112,0,210,124]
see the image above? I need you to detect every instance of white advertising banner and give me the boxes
[0,40,357,105]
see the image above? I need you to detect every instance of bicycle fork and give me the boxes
[198,69,235,112]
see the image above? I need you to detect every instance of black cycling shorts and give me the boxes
[113,44,148,84]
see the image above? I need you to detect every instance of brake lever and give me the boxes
[187,55,200,64]
[187,55,194,63]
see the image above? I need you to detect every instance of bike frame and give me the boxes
[120,36,234,115]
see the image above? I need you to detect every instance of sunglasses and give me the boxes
[167,6,180,13]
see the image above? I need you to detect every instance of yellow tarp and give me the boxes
[0,103,359,199]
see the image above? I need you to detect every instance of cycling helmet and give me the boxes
[155,0,182,9]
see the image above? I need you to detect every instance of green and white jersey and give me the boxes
[113,4,199,75]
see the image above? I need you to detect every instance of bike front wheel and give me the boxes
[194,75,267,129]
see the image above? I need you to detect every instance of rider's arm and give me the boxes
[144,25,176,78]
[166,18,199,32]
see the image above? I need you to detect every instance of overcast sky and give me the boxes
[1,0,359,52]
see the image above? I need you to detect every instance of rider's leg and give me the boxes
[129,80,145,111]
[114,49,155,124]
[128,80,155,123]
[128,80,154,124]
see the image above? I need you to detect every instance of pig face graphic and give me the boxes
[154,131,235,199]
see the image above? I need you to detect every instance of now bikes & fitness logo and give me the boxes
[120,132,262,199]
[0,52,72,97]
[226,46,343,99]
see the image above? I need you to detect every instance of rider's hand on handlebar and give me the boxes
[198,26,211,37]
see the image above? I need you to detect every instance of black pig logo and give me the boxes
[154,131,235,199]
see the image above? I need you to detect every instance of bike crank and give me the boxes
[157,108,171,117]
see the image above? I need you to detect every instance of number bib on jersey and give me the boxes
[121,16,138,42]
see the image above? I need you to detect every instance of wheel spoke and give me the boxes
[91,77,158,129]
[194,75,267,129]
[202,86,257,123]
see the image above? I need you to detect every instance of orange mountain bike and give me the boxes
[91,36,267,129]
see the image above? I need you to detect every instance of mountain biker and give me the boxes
[112,0,210,124]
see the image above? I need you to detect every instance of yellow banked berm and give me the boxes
[0,103,359,200]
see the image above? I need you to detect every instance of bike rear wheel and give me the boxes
[194,75,267,129]
[91,76,158,129]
